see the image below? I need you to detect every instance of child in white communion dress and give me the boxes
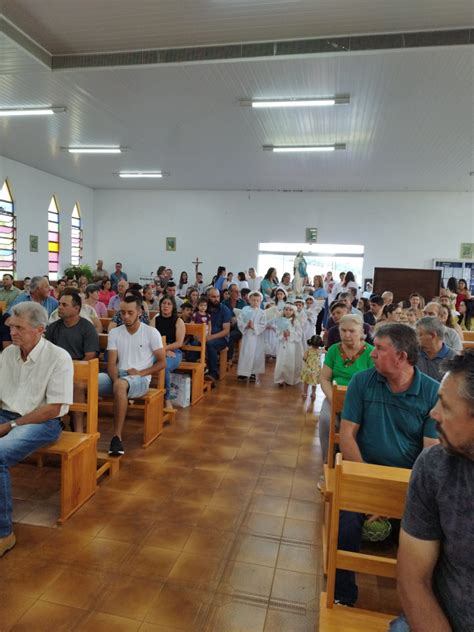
[237,291,276,383]
[274,303,304,387]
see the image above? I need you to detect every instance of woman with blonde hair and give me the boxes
[319,314,374,464]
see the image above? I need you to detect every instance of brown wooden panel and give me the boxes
[373,267,442,304]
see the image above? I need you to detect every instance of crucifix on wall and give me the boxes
[192,256,202,277]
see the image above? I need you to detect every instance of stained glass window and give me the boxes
[71,203,82,265]
[0,180,16,275]
[48,196,60,281]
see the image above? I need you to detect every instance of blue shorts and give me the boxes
[99,370,150,399]
[388,615,411,632]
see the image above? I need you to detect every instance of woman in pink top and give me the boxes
[84,284,108,317]
[98,278,115,306]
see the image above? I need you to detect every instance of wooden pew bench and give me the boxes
[29,359,103,523]
[322,383,348,574]
[219,346,229,380]
[462,331,474,342]
[36,431,100,523]
[99,388,165,448]
[176,323,207,405]
[100,317,111,332]
[320,454,411,631]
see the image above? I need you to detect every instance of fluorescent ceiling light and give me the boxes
[66,146,122,154]
[119,172,163,178]
[240,96,349,108]
[263,144,346,152]
[0,106,66,117]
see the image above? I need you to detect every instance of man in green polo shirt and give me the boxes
[0,274,20,309]
[334,323,440,606]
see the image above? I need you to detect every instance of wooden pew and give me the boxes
[327,383,348,469]
[463,331,474,342]
[99,389,165,449]
[65,359,120,479]
[462,340,474,350]
[36,432,99,523]
[320,454,411,631]
[219,346,229,380]
[0,300,7,313]
[33,359,103,523]
[176,323,207,406]
[322,383,348,573]
[100,317,111,332]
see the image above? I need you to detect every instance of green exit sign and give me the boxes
[306,228,318,243]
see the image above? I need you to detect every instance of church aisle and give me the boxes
[5,367,323,631]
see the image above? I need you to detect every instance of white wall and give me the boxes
[0,155,94,278]
[93,189,474,283]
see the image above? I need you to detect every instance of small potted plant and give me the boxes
[63,263,93,281]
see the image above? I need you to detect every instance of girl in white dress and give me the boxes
[263,301,278,360]
[304,295,318,341]
[237,291,267,383]
[274,303,303,387]
[274,288,287,310]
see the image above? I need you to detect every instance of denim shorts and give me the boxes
[388,615,411,632]
[99,370,150,399]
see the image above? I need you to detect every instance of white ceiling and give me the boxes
[2,0,474,53]
[0,4,473,192]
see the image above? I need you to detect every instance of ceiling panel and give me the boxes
[1,30,472,192]
[2,0,474,54]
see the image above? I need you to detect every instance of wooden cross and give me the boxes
[192,257,203,276]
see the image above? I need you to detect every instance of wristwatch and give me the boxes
[9,420,17,429]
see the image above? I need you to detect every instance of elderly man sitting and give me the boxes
[423,302,462,353]
[416,316,457,382]
[0,303,73,556]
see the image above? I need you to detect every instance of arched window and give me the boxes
[71,203,83,265]
[0,179,16,275]
[48,195,60,281]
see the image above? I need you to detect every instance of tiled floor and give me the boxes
[4,366,397,630]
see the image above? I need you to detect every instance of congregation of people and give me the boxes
[0,260,472,632]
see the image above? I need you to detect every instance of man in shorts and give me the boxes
[99,295,166,455]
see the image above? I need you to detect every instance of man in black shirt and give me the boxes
[394,351,474,632]
[363,294,383,328]
[45,289,99,431]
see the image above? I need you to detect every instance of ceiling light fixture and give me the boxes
[0,106,66,117]
[65,146,123,154]
[240,96,350,108]
[119,171,163,178]
[263,144,346,153]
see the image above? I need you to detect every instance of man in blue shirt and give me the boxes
[223,284,246,363]
[206,288,231,382]
[416,316,457,382]
[335,323,439,606]
[9,276,58,317]
[109,262,128,292]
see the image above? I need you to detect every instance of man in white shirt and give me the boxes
[247,268,262,292]
[0,302,73,557]
[99,295,166,456]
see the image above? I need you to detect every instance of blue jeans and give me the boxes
[388,615,410,631]
[206,338,228,379]
[335,510,365,604]
[165,350,182,400]
[0,410,62,536]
